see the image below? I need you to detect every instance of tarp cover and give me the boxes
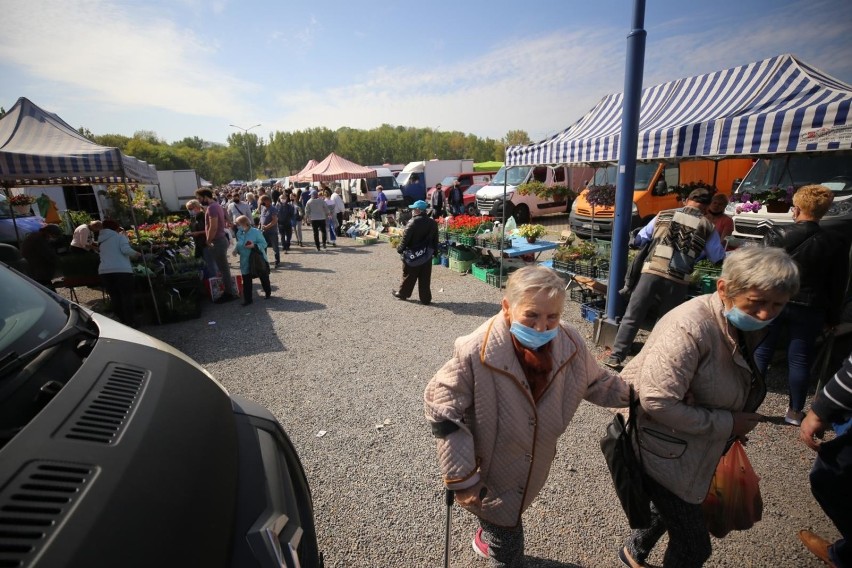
[507,54,852,166]
[302,152,376,182]
[0,97,158,185]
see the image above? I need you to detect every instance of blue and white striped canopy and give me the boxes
[0,97,158,185]
[506,54,852,166]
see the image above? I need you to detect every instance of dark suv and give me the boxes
[0,263,322,568]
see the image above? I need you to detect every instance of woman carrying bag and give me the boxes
[232,215,271,305]
[618,246,799,567]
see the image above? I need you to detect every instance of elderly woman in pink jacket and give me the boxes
[619,246,799,568]
[425,266,631,567]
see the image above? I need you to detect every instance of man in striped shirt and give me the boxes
[799,351,852,567]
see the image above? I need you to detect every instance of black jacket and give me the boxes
[768,221,849,322]
[397,214,439,255]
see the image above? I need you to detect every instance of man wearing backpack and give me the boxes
[604,188,725,368]
[755,184,851,426]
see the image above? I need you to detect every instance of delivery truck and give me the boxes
[397,159,474,202]
[156,169,201,212]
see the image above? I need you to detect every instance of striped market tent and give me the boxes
[506,54,852,166]
[0,97,158,185]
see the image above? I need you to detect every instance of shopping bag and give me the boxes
[205,276,224,301]
[600,386,652,529]
[702,440,763,538]
[231,275,243,297]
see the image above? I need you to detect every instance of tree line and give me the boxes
[71,123,533,185]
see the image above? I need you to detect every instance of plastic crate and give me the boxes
[448,246,478,261]
[693,264,722,278]
[449,258,475,273]
[594,240,612,259]
[570,287,603,304]
[471,263,499,282]
[596,260,610,281]
[431,255,442,265]
[355,236,378,245]
[552,259,575,273]
[487,272,508,288]
[573,259,598,278]
[580,299,606,323]
[700,275,719,294]
[476,236,512,250]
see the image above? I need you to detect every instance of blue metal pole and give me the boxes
[606,0,647,322]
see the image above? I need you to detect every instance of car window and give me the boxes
[0,266,68,356]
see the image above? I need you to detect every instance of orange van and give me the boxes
[568,158,753,238]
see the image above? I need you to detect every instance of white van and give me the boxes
[727,153,852,246]
[475,165,592,223]
[348,167,405,209]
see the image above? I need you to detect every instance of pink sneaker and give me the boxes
[472,527,489,559]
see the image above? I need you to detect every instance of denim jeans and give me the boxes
[753,303,826,412]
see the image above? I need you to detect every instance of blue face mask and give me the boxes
[509,321,559,350]
[724,307,775,331]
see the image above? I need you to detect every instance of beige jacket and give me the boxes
[424,314,630,527]
[620,293,765,504]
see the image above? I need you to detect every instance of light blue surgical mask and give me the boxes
[509,322,559,350]
[724,307,775,331]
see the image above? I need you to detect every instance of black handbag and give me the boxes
[600,386,652,529]
[249,247,269,277]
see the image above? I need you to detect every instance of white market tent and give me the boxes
[506,54,852,166]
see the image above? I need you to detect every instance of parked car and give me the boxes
[0,262,322,568]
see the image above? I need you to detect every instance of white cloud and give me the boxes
[0,0,251,119]
[271,29,624,140]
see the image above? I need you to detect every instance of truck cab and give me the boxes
[569,159,753,239]
[475,165,579,223]
[727,154,852,246]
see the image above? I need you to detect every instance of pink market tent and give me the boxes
[302,153,376,182]
[289,159,319,183]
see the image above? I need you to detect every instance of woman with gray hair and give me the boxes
[425,265,631,567]
[619,246,799,568]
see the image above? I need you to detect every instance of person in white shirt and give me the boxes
[70,220,102,254]
[226,194,252,239]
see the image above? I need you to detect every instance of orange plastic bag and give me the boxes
[702,440,763,538]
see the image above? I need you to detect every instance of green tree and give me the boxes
[77,126,96,141]
[174,136,205,151]
[94,133,131,150]
[504,129,531,146]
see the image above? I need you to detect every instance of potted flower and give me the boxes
[585,184,616,241]
[732,186,795,214]
[516,223,547,243]
[9,193,36,215]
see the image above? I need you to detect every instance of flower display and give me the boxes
[9,193,36,206]
[125,220,192,249]
[585,184,616,207]
[515,223,548,240]
[445,214,493,235]
[105,184,164,223]
[732,186,796,213]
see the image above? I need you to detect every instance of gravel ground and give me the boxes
[71,228,838,568]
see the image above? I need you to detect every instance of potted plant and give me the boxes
[9,193,36,215]
[585,184,616,241]
[516,223,547,243]
[731,186,795,214]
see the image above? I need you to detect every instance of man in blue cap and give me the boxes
[394,200,439,305]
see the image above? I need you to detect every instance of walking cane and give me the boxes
[443,488,454,568]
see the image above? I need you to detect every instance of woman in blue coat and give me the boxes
[233,215,271,305]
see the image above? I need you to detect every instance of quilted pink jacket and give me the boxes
[424,314,630,527]
[620,293,766,504]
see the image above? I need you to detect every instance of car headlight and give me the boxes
[825,200,852,217]
[571,199,579,212]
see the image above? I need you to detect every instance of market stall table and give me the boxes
[501,237,558,259]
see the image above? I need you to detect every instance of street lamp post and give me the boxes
[229,123,261,181]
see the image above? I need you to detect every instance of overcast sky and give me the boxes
[2,0,850,145]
